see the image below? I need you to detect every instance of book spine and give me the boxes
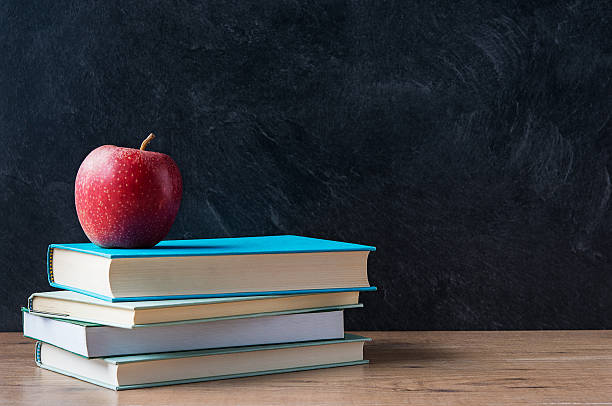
[27,296,33,311]
[35,342,42,366]
[47,246,55,284]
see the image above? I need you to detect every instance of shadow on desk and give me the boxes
[364,339,461,366]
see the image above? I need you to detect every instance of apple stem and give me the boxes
[140,133,156,150]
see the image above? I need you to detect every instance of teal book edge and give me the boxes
[47,235,377,302]
[35,334,371,390]
[46,283,377,303]
[48,235,376,259]
[22,303,363,329]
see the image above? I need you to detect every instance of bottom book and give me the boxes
[35,334,370,390]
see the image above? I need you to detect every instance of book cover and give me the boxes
[49,235,376,259]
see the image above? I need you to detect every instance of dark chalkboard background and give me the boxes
[1,1,611,331]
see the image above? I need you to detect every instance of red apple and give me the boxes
[75,133,182,248]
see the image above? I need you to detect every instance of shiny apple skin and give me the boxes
[75,145,182,248]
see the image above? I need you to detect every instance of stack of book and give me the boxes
[23,235,376,390]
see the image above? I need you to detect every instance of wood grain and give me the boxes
[2,331,612,405]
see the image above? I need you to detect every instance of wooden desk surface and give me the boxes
[2,331,612,405]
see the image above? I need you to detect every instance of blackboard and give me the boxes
[1,1,611,331]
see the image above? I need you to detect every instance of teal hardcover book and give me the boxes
[47,235,376,302]
[35,334,371,390]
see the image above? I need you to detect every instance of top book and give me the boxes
[48,235,376,302]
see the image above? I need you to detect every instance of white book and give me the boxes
[24,310,344,357]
